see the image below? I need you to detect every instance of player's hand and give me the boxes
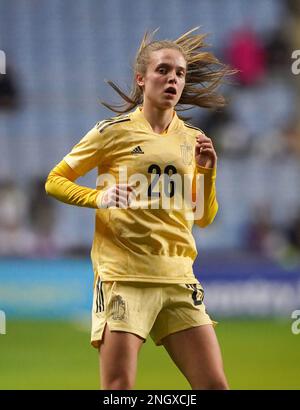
[195,133,217,169]
[99,184,134,208]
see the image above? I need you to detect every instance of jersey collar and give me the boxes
[131,106,180,135]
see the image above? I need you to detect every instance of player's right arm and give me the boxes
[45,123,132,208]
[45,159,103,208]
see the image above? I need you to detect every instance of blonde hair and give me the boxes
[101,27,235,113]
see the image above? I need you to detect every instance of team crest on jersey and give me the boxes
[180,142,193,165]
[111,295,126,321]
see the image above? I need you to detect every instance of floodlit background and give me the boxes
[0,0,300,389]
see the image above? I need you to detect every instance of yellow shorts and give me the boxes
[91,278,215,348]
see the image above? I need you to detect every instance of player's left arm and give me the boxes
[193,133,218,227]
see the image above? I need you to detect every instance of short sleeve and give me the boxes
[63,122,113,176]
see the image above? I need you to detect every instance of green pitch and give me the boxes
[0,319,299,389]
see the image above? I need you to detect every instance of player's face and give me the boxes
[137,48,186,110]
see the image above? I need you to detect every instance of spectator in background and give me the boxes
[225,27,267,87]
[243,203,287,259]
[286,0,300,119]
[0,180,34,256]
[280,120,300,158]
[28,177,57,257]
[286,0,300,55]
[198,105,252,158]
[0,65,20,110]
[243,203,300,268]
[287,208,300,253]
[252,118,300,160]
[264,29,291,75]
[284,213,300,270]
[0,179,58,257]
[244,203,275,254]
[194,108,231,155]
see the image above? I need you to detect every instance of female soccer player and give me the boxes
[45,28,232,390]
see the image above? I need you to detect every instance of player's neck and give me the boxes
[141,103,174,134]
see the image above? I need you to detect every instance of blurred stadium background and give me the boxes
[0,0,300,389]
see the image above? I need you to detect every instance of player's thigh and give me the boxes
[99,323,144,372]
[99,323,144,386]
[162,324,228,389]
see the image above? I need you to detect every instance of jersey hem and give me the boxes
[97,276,199,284]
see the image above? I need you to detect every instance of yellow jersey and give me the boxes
[47,107,218,284]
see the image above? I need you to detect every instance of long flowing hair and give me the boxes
[101,27,235,113]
